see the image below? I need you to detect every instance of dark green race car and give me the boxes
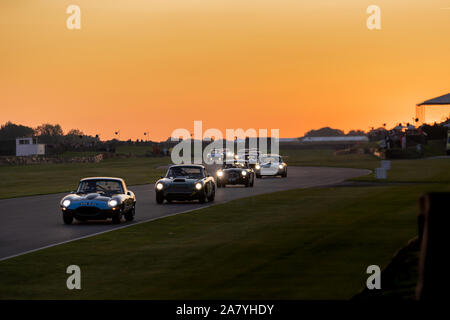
[155,165,216,204]
[216,160,255,188]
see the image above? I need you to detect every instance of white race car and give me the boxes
[255,154,287,178]
[206,148,223,163]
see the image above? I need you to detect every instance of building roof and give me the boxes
[417,93,450,106]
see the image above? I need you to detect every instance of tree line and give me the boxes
[0,121,101,147]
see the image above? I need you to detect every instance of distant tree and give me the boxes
[304,127,345,137]
[35,123,64,137]
[35,123,64,144]
[347,129,366,136]
[66,129,84,136]
[0,121,35,140]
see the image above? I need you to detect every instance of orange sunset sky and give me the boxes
[1,0,449,141]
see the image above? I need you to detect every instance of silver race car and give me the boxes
[255,154,288,178]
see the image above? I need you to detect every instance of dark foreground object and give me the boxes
[354,192,449,300]
[416,192,450,300]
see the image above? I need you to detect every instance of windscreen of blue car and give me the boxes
[77,180,124,195]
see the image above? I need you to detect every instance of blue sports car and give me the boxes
[60,177,136,224]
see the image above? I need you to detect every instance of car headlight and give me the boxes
[234,155,239,160]
[217,170,223,177]
[62,199,71,208]
[195,182,202,190]
[255,164,261,170]
[108,199,118,207]
[156,183,164,190]
[241,170,247,176]
[279,164,284,169]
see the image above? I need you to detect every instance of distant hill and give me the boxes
[304,127,345,137]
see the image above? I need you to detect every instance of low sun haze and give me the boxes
[1,0,449,140]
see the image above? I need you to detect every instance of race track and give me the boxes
[0,166,370,261]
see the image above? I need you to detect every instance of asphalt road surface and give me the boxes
[0,166,370,261]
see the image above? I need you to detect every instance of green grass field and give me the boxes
[352,158,450,183]
[282,148,380,169]
[354,238,420,300]
[0,157,169,199]
[115,145,156,156]
[0,146,448,299]
[1,182,446,299]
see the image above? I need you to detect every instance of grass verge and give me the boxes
[0,157,169,199]
[351,158,450,183]
[354,238,419,300]
[1,182,446,299]
[282,148,380,170]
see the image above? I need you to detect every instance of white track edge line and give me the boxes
[0,204,214,262]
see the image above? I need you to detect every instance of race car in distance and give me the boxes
[235,149,260,169]
[206,148,223,163]
[60,177,136,225]
[216,160,255,188]
[255,154,287,178]
[155,165,216,204]
[206,148,235,163]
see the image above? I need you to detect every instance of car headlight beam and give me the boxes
[217,170,223,177]
[156,183,164,190]
[255,164,261,170]
[195,182,203,190]
[108,199,118,207]
[241,170,247,176]
[62,199,71,208]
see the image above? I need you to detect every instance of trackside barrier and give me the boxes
[416,192,450,300]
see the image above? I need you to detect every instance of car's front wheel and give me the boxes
[199,189,207,203]
[125,207,135,221]
[112,214,121,224]
[207,185,215,202]
[156,192,164,204]
[63,213,73,225]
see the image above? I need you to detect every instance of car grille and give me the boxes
[75,206,101,215]
[167,184,192,193]
[226,171,240,179]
